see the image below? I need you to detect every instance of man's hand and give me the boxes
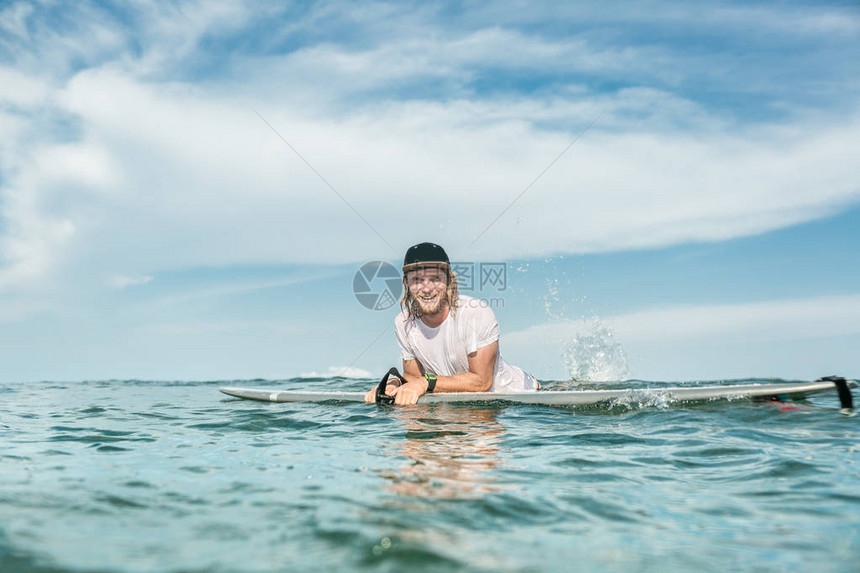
[364,360,428,405]
[393,378,429,405]
[363,376,428,405]
[363,376,404,403]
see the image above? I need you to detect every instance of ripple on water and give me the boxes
[558,493,645,524]
[744,458,823,480]
[79,406,107,415]
[187,412,329,433]
[48,428,155,445]
[93,494,148,510]
[123,481,155,489]
[93,445,130,453]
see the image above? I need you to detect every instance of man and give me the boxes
[365,242,539,405]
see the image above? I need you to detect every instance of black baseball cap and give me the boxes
[402,242,450,272]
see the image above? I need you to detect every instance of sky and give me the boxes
[0,0,858,383]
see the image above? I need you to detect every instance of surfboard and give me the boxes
[220,378,855,409]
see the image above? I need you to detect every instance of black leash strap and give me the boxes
[375,367,404,405]
[817,375,854,412]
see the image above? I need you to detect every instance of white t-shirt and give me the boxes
[394,294,538,392]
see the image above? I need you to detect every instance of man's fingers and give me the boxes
[374,381,424,405]
[365,383,422,404]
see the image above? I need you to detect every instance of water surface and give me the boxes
[1,378,857,572]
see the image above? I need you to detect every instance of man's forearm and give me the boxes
[433,371,492,393]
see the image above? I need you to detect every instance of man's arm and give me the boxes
[389,342,497,405]
[433,341,496,392]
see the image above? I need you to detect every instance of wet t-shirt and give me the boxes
[394,295,538,392]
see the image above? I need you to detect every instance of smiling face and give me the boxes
[406,265,449,317]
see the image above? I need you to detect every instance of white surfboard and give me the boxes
[220,379,854,408]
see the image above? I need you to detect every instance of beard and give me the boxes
[413,291,447,316]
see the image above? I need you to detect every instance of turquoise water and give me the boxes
[1,378,857,573]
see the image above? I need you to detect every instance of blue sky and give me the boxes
[0,0,858,382]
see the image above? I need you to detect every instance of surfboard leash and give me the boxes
[375,367,405,405]
[817,375,854,413]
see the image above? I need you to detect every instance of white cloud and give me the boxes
[0,186,75,291]
[0,65,50,106]
[299,366,374,379]
[270,27,658,90]
[32,142,120,190]
[622,295,860,342]
[510,294,860,345]
[73,70,860,247]
[1,0,858,291]
[0,61,857,295]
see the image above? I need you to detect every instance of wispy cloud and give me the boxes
[6,63,852,284]
[2,103,858,298]
[508,294,860,346]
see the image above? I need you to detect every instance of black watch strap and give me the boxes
[424,372,437,392]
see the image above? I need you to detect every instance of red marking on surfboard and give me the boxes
[760,396,814,412]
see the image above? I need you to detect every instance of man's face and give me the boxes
[406,266,448,316]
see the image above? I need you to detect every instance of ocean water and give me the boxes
[1,378,857,573]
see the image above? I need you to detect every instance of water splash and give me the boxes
[538,256,631,382]
[562,319,631,382]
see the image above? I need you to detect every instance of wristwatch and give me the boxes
[424,372,437,393]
